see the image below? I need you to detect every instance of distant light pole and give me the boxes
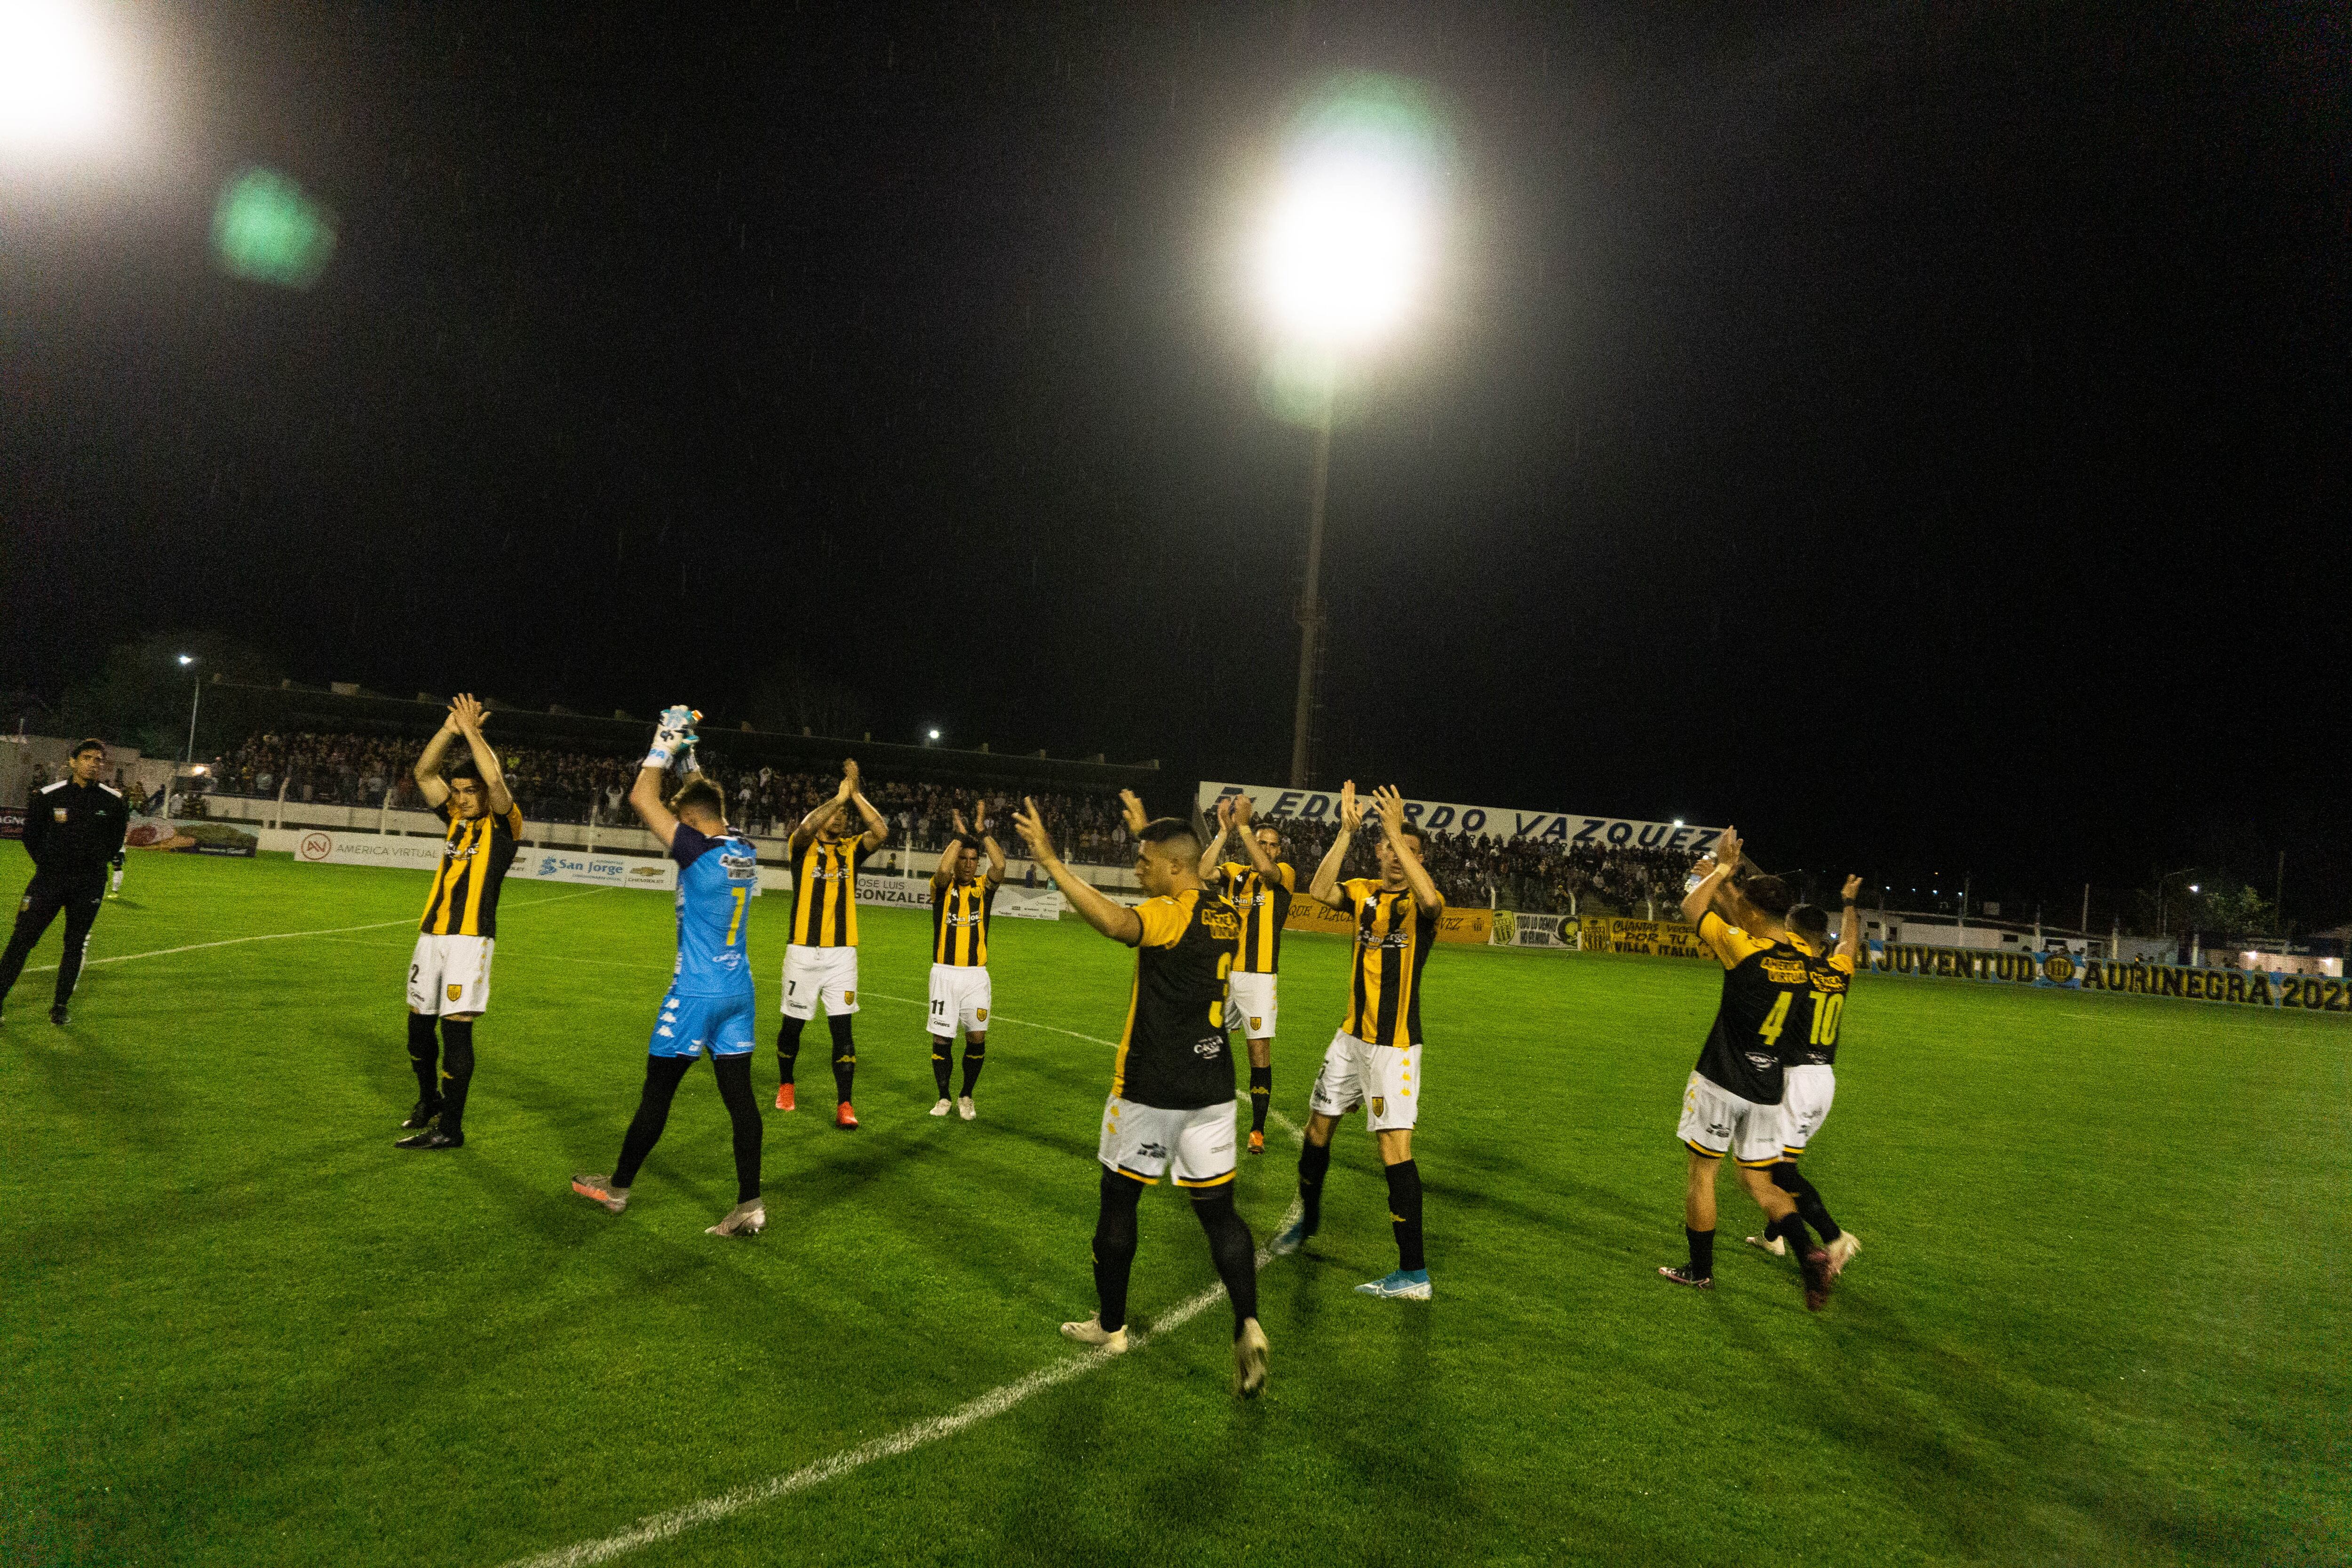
[178,653,199,764]
[1255,76,1445,789]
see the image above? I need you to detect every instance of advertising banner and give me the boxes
[294,831,447,872]
[1281,898,1493,946]
[124,806,259,857]
[1865,944,2347,1012]
[849,876,1063,921]
[1198,780,1719,852]
[515,850,677,892]
[0,805,23,841]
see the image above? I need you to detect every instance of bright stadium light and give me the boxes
[177,653,192,666]
[1251,74,1449,788]
[927,728,940,741]
[1257,149,1431,350]
[0,0,124,155]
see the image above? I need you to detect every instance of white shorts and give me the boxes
[1677,1071,1783,1168]
[1097,1096,1239,1187]
[1307,1028,1421,1132]
[780,944,859,1019]
[927,963,992,1037]
[408,933,493,1016]
[1780,1064,1836,1157]
[1228,971,1278,1040]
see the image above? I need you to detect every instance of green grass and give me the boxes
[1,846,2344,1568]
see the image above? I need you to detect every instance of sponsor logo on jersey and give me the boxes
[1136,1142,1168,1159]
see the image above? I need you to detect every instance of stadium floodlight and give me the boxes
[927,728,940,741]
[177,654,199,764]
[0,0,123,155]
[1253,74,1448,788]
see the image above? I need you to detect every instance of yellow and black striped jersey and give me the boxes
[1333,877,1439,1047]
[1113,888,1241,1110]
[788,835,873,947]
[1219,860,1295,975]
[418,803,524,938]
[932,876,999,967]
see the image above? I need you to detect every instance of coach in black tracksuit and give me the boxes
[0,739,129,1026]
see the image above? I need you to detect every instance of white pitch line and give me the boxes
[497,992,1302,1568]
[496,1194,1300,1568]
[18,888,609,974]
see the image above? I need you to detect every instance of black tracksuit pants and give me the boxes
[0,872,105,1011]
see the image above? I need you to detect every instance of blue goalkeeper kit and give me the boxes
[648,823,761,1059]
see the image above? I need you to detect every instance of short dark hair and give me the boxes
[72,738,104,758]
[448,758,483,783]
[1388,821,1427,851]
[1742,875,1794,917]
[671,778,725,821]
[1787,903,1830,941]
[1138,816,1200,856]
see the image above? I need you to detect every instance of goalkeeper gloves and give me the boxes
[644,704,698,771]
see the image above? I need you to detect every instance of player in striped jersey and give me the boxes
[1011,793,1269,1396]
[927,807,1004,1120]
[1745,875,1863,1279]
[395,695,520,1151]
[1199,792,1294,1154]
[775,759,890,1129]
[1271,783,1446,1300]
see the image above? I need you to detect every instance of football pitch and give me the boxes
[3,848,2344,1568]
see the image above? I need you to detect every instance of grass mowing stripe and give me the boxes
[17,886,611,972]
[496,1190,1305,1568]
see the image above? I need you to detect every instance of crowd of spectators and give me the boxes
[196,730,1697,912]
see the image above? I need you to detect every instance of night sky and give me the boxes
[4,4,2346,921]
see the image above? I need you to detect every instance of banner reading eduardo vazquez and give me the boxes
[1197,781,1720,852]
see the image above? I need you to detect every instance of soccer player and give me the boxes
[1011,791,1269,1397]
[1270,783,1445,1302]
[572,709,765,1236]
[0,739,128,1027]
[395,696,521,1151]
[927,806,1003,1120]
[1658,828,1833,1308]
[1746,875,1862,1276]
[1199,793,1295,1155]
[775,759,889,1128]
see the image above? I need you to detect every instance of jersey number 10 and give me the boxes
[1758,989,1844,1049]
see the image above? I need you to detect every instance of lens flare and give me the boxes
[211,167,337,288]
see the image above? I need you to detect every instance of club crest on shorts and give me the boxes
[1372,1096,1385,1116]
[976,1008,987,1022]
[446,983,463,1002]
[843,990,855,1004]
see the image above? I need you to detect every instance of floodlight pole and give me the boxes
[1287,410,1333,789]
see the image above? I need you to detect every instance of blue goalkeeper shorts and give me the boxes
[648,989,757,1059]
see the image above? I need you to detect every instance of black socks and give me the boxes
[436,1019,476,1140]
[1248,1064,1272,1134]
[776,1015,806,1086]
[1769,1210,1816,1256]
[1770,1162,1843,1242]
[930,1035,953,1099]
[1686,1226,1716,1280]
[827,1012,856,1103]
[711,1053,762,1204]
[960,1040,985,1098]
[1192,1190,1259,1336]
[405,1013,441,1112]
[614,1055,694,1188]
[1296,1138,1332,1234]
[1384,1159,1426,1272]
[1092,1168,1143,1333]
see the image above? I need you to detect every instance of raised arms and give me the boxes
[626,705,698,850]
[1838,874,1864,963]
[411,709,463,809]
[1015,795,1142,946]
[1307,780,1362,906]
[449,694,512,815]
[1374,785,1444,917]
[1232,794,1280,882]
[1198,796,1235,883]
[790,761,857,854]
[1681,826,1742,926]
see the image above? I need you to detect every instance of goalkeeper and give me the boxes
[572,708,767,1237]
